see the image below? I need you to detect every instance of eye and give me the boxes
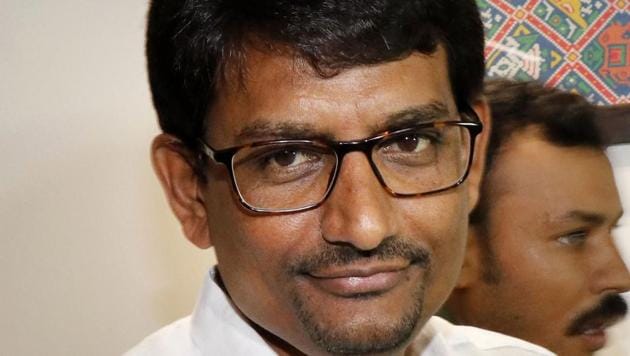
[234,143,328,173]
[252,147,323,170]
[234,143,335,187]
[380,129,441,154]
[390,134,430,152]
[557,230,589,246]
[268,149,307,167]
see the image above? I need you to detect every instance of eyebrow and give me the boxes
[371,101,451,133]
[234,101,451,143]
[555,210,624,226]
[235,122,328,142]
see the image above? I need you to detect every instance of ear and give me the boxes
[151,134,212,249]
[454,226,483,289]
[466,98,491,213]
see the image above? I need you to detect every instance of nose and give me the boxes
[320,152,397,251]
[590,235,630,295]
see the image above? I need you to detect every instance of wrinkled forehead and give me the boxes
[206,46,457,146]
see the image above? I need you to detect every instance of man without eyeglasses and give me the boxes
[127,1,554,355]
[445,79,630,356]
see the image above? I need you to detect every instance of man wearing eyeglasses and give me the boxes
[127,1,553,355]
[444,80,630,356]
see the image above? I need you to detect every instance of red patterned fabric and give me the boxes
[480,0,629,104]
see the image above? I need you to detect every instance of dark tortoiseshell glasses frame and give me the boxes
[198,107,483,214]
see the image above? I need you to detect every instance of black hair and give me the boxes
[484,79,603,189]
[470,79,603,226]
[146,0,485,148]
[595,104,630,145]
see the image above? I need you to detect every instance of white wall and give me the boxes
[1,1,213,355]
[599,145,630,356]
[608,145,630,272]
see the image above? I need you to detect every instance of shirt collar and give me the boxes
[190,268,277,355]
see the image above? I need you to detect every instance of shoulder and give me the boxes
[417,316,556,356]
[124,316,199,356]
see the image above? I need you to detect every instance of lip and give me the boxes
[579,326,607,351]
[303,262,413,297]
[574,317,624,352]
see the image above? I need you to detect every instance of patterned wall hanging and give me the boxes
[479,0,629,104]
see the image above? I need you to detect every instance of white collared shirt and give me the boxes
[126,268,554,356]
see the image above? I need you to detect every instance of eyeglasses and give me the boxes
[199,109,482,214]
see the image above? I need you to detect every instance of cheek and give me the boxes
[407,189,469,256]
[499,237,579,291]
[491,237,584,337]
[209,193,314,269]
[492,218,560,286]
[207,189,320,318]
[399,189,470,310]
[207,178,322,289]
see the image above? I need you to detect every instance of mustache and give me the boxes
[288,236,431,274]
[566,294,628,336]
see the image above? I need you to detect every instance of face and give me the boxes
[452,129,630,356]
[158,47,487,355]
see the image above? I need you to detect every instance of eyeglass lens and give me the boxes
[372,124,470,195]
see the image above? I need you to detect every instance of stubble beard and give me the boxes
[290,280,426,355]
[284,236,432,354]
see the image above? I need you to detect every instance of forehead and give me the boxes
[206,47,455,145]
[487,130,621,225]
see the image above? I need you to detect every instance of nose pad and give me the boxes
[320,152,397,251]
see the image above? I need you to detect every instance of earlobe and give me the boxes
[151,134,213,249]
[467,99,491,212]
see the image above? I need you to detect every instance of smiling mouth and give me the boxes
[303,262,415,298]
